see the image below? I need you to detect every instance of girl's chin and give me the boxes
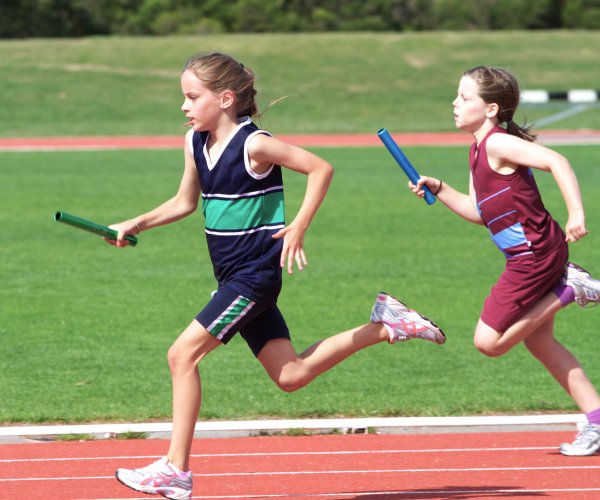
[453,120,469,131]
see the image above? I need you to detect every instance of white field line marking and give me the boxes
[535,104,594,127]
[5,464,600,481]
[0,446,555,463]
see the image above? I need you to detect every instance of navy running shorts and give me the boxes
[195,286,291,357]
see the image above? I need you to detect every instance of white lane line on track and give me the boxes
[0,446,556,463]
[5,464,600,481]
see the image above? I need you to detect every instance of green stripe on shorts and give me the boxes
[209,296,254,339]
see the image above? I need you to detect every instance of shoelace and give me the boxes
[135,458,171,476]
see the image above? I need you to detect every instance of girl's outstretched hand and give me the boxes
[104,220,140,248]
[272,224,307,274]
[565,210,588,242]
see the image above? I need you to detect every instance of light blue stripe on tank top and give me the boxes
[490,222,529,253]
[477,186,511,209]
[487,209,517,226]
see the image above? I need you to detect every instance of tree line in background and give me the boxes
[1,0,599,38]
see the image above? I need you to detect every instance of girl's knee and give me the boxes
[274,373,307,393]
[270,366,310,392]
[167,342,185,371]
[167,339,211,373]
[168,321,221,372]
[474,321,508,357]
[473,336,506,357]
[258,338,309,392]
[475,343,502,357]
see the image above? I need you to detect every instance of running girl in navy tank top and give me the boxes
[410,66,600,457]
[106,52,444,500]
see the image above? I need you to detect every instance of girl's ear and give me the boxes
[220,90,235,109]
[485,102,499,119]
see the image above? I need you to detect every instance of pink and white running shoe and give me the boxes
[116,457,192,500]
[561,262,600,307]
[371,292,446,345]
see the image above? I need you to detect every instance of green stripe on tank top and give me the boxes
[211,296,253,336]
[203,191,284,231]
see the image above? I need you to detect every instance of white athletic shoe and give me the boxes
[371,292,445,345]
[116,457,193,500]
[560,424,600,456]
[561,262,600,307]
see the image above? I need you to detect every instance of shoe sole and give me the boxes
[417,313,446,344]
[559,446,600,457]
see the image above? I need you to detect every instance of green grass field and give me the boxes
[2,144,600,423]
[1,31,599,137]
[1,31,600,424]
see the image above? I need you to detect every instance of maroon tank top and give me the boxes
[469,126,564,259]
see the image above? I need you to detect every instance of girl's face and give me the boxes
[452,76,494,133]
[180,69,222,132]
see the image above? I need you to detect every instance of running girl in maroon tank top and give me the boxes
[410,65,600,457]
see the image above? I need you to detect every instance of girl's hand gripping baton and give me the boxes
[377,128,436,205]
[54,211,138,246]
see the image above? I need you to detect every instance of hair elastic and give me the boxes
[129,219,142,233]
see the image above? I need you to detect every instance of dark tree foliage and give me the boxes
[0,0,597,38]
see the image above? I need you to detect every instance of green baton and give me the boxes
[54,211,138,247]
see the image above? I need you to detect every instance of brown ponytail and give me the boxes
[506,119,537,142]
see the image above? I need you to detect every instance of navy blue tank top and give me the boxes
[190,118,285,304]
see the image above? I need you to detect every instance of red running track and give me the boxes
[2,431,600,499]
[1,130,599,151]
[0,133,471,151]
